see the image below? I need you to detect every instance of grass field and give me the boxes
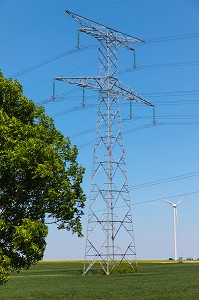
[1,261,199,300]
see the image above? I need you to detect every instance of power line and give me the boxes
[9,46,88,78]
[70,117,199,140]
[78,123,163,149]
[119,60,199,75]
[0,1,135,45]
[83,189,199,215]
[150,100,199,106]
[36,88,79,105]
[50,97,199,120]
[141,89,199,97]
[52,103,96,118]
[76,0,135,11]
[75,120,199,149]
[9,52,199,79]
[37,87,199,109]
[4,29,198,81]
[0,12,64,44]
[129,171,199,190]
[161,122,199,126]
[132,189,199,206]
[145,32,199,44]
[133,115,199,120]
[70,119,152,140]
[27,60,97,92]
[74,120,198,141]
[2,10,199,46]
[139,61,199,69]
[50,98,199,106]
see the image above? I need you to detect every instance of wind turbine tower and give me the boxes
[163,194,188,261]
[55,10,154,275]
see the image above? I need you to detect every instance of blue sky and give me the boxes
[0,0,199,260]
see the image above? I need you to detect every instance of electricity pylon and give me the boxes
[55,10,154,275]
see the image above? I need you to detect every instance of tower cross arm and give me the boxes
[55,76,107,91]
[117,80,154,107]
[65,10,144,51]
[55,76,154,107]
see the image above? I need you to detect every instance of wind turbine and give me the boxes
[162,194,188,261]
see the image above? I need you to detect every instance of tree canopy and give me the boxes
[0,72,86,284]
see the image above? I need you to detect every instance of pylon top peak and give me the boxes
[65,10,144,51]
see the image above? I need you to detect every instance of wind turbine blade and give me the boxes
[177,194,188,205]
[162,199,173,205]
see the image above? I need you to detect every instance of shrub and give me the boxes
[96,263,141,275]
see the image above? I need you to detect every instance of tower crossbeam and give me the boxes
[55,76,154,107]
[65,10,144,51]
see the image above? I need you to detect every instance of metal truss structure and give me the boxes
[55,10,154,275]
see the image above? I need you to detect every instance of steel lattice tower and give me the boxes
[55,10,154,275]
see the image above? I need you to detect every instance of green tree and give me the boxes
[0,72,86,284]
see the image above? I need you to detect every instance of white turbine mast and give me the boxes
[162,194,188,261]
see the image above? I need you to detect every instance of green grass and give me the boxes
[1,261,199,300]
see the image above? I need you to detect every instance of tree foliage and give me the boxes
[0,72,86,284]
